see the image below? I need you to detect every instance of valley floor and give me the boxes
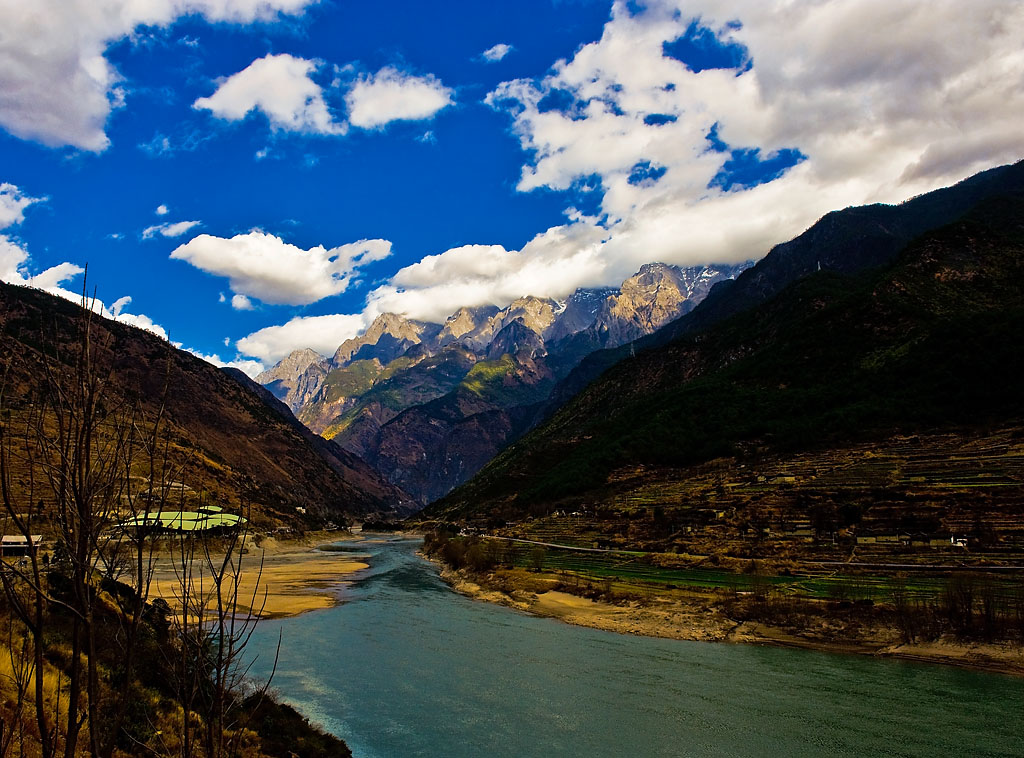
[433,561,1024,677]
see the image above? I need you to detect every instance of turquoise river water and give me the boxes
[246,535,1024,757]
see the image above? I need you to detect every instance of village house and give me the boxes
[1,534,44,558]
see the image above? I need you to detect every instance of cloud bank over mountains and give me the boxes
[231,0,1024,364]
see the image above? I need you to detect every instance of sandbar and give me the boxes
[149,533,368,619]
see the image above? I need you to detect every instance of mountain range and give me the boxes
[4,161,1020,539]
[257,262,749,503]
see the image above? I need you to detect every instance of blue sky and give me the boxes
[1,1,1021,373]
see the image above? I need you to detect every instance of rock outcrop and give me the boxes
[256,347,330,413]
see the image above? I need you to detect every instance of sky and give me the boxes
[0,0,1022,376]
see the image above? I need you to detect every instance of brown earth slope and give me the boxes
[0,281,409,524]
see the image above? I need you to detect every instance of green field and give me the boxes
[119,509,245,532]
[493,538,1023,603]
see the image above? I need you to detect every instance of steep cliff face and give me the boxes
[486,320,547,361]
[546,287,618,342]
[332,313,441,367]
[437,305,502,349]
[256,347,330,412]
[595,263,748,345]
[497,296,560,338]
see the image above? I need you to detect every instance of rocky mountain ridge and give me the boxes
[255,347,330,411]
[261,262,748,503]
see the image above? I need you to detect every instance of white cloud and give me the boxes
[0,236,37,282]
[0,183,43,228]
[237,313,368,364]
[111,295,132,316]
[479,42,512,62]
[0,0,316,151]
[170,231,392,306]
[156,204,169,216]
[29,262,86,291]
[110,310,169,340]
[481,43,513,62]
[346,67,453,129]
[231,293,255,310]
[194,53,346,135]
[185,349,265,379]
[143,220,201,239]
[483,0,1024,271]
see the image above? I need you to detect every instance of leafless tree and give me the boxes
[165,510,277,758]
[1,281,274,756]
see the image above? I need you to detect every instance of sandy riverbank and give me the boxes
[150,531,368,619]
[436,563,1024,677]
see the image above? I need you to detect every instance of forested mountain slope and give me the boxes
[430,178,1024,525]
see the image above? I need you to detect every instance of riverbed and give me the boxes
[247,535,1023,758]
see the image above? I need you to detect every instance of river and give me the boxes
[247,535,1023,758]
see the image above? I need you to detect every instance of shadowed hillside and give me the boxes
[429,177,1024,535]
[0,281,410,525]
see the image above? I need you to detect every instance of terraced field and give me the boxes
[478,427,1024,562]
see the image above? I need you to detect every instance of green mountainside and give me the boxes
[314,346,478,447]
